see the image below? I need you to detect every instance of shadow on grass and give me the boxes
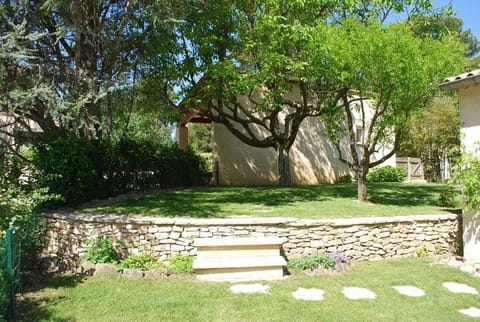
[80,183,461,217]
[16,273,84,322]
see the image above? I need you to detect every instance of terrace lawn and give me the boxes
[19,258,480,322]
[79,183,461,219]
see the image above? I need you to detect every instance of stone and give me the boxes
[342,287,376,300]
[94,263,118,275]
[459,307,480,318]
[123,268,144,279]
[292,288,325,301]
[78,261,96,275]
[231,284,270,294]
[144,268,168,279]
[392,285,425,297]
[442,282,478,295]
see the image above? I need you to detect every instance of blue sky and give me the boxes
[434,0,480,40]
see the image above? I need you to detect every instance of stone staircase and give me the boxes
[193,237,286,282]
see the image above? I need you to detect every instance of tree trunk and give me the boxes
[278,144,292,186]
[357,168,368,202]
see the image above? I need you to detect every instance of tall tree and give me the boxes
[0,0,182,144]
[315,20,465,201]
[179,0,437,186]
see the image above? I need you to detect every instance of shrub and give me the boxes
[438,187,458,208]
[167,254,194,274]
[0,161,58,268]
[366,166,406,183]
[287,253,337,271]
[337,174,353,183]
[451,153,480,211]
[84,237,120,264]
[120,253,163,271]
[31,135,209,205]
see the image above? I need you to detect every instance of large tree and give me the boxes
[0,0,181,146]
[179,0,439,186]
[315,20,465,201]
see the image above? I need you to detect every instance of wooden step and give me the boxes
[193,237,286,282]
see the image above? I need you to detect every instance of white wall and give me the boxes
[458,85,480,262]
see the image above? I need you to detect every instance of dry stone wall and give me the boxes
[43,213,461,271]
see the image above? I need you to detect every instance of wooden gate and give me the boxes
[396,157,426,182]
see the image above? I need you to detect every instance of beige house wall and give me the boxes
[212,117,353,185]
[458,85,480,262]
[212,108,395,185]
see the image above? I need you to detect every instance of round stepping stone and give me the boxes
[231,283,270,294]
[459,307,480,318]
[392,285,425,297]
[292,288,325,301]
[342,287,376,300]
[442,282,479,295]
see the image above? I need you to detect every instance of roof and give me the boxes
[440,69,480,91]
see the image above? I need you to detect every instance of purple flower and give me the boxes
[329,252,348,264]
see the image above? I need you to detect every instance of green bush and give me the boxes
[438,187,457,208]
[120,253,163,271]
[167,254,194,274]
[0,161,58,268]
[366,166,406,183]
[337,174,353,183]
[31,135,209,205]
[451,153,480,211]
[287,253,336,271]
[84,237,120,264]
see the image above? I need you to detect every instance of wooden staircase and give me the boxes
[193,237,286,282]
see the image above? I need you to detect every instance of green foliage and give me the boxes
[451,153,480,211]
[337,174,354,184]
[287,253,336,271]
[0,159,58,267]
[438,187,457,208]
[366,166,406,183]
[84,237,120,264]
[31,135,209,205]
[399,96,461,182]
[188,124,212,153]
[167,254,194,274]
[120,253,163,271]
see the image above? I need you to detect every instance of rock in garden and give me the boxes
[442,282,478,295]
[94,263,118,275]
[122,268,144,279]
[78,261,96,275]
[143,268,168,279]
[231,284,270,294]
[291,288,325,301]
[342,287,376,300]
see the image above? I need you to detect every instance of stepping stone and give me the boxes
[292,288,325,301]
[231,283,270,294]
[442,282,479,295]
[342,287,376,300]
[459,307,480,318]
[392,285,425,297]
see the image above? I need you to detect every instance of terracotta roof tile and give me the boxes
[443,69,480,83]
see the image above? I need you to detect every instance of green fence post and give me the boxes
[4,229,14,320]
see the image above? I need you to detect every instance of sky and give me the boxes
[434,0,480,40]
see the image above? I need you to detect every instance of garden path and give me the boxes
[230,282,480,318]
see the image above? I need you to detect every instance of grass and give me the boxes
[79,183,461,218]
[18,258,480,321]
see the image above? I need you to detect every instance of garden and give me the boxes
[17,258,480,321]
[2,0,480,321]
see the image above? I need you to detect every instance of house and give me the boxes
[440,69,480,262]
[177,91,396,186]
[0,112,42,158]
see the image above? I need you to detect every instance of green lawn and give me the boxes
[19,258,480,321]
[79,183,460,218]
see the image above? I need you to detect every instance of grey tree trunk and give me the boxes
[278,145,292,186]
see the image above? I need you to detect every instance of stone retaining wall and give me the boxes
[44,213,461,271]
